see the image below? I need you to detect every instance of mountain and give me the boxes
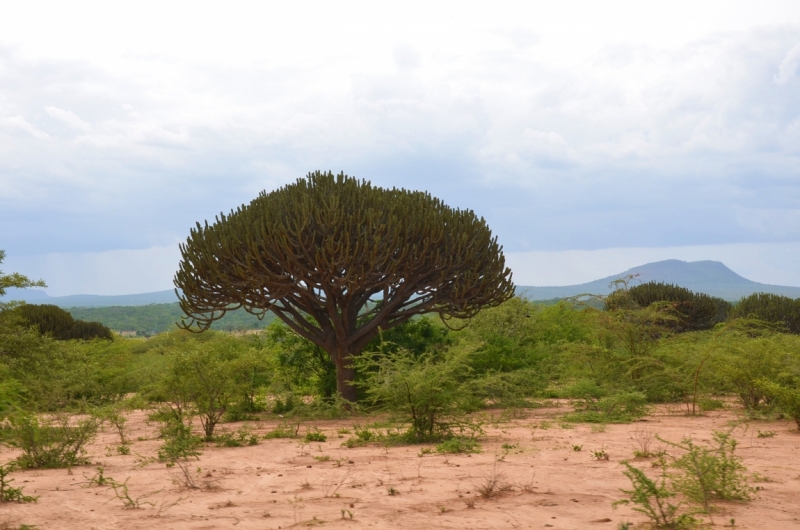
[3,259,799,308]
[516,259,800,301]
[0,288,179,307]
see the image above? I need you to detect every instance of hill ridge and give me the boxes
[516,259,800,301]
[3,259,799,306]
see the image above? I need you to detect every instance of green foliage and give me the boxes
[214,425,259,447]
[729,292,800,334]
[0,463,38,503]
[342,425,385,447]
[562,380,649,423]
[4,413,99,469]
[605,282,729,332]
[303,428,327,442]
[175,171,515,402]
[355,345,484,442]
[435,437,480,454]
[614,460,698,529]
[661,430,753,511]
[13,304,112,340]
[710,333,791,410]
[67,303,277,336]
[263,421,300,439]
[263,321,336,399]
[157,416,202,463]
[462,298,582,378]
[0,250,46,298]
[147,331,272,440]
[756,378,800,429]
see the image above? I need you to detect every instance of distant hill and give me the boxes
[66,303,276,335]
[516,260,800,301]
[0,288,179,307]
[4,258,798,311]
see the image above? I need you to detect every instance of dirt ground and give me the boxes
[2,404,799,529]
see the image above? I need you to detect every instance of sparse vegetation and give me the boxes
[614,460,698,529]
[3,250,800,528]
[0,464,37,503]
[661,430,753,511]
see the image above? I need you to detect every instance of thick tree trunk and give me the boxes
[334,345,358,402]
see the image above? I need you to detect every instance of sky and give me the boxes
[2,1,800,295]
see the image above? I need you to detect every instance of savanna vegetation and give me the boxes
[66,302,278,336]
[2,264,800,527]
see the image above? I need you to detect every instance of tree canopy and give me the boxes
[0,250,46,299]
[175,171,515,401]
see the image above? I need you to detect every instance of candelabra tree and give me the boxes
[175,171,515,402]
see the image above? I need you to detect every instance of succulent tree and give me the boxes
[175,171,515,401]
[605,281,730,332]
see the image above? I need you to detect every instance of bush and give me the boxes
[148,332,271,440]
[756,379,800,429]
[13,304,112,340]
[0,463,38,503]
[303,428,327,442]
[5,413,99,469]
[214,425,259,447]
[605,282,729,332]
[435,437,480,454]
[355,345,484,443]
[157,416,202,463]
[614,460,698,529]
[712,335,787,410]
[562,381,649,423]
[660,430,753,511]
[729,293,800,334]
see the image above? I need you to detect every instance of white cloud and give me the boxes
[775,42,800,84]
[1,115,49,139]
[44,106,91,131]
[0,1,799,266]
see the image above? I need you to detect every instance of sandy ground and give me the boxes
[2,404,799,530]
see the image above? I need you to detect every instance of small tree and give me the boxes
[605,281,729,332]
[152,333,268,440]
[0,250,46,299]
[175,171,514,401]
[730,293,800,334]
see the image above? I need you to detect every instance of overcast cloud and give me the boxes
[2,1,800,294]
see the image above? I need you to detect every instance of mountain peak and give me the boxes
[518,259,800,301]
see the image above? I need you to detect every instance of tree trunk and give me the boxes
[334,344,358,402]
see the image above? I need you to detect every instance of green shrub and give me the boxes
[5,413,98,469]
[605,282,729,332]
[303,428,327,443]
[562,381,649,423]
[157,417,202,463]
[13,304,112,340]
[343,425,383,447]
[729,293,800,334]
[435,437,480,454]
[614,460,698,529]
[0,464,38,503]
[355,345,484,443]
[756,379,800,429]
[263,421,300,439]
[148,333,271,440]
[214,425,259,447]
[661,430,753,511]
[712,335,787,410]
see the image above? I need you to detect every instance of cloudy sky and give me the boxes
[2,0,800,295]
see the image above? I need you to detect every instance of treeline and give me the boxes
[62,283,800,338]
[66,302,277,335]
